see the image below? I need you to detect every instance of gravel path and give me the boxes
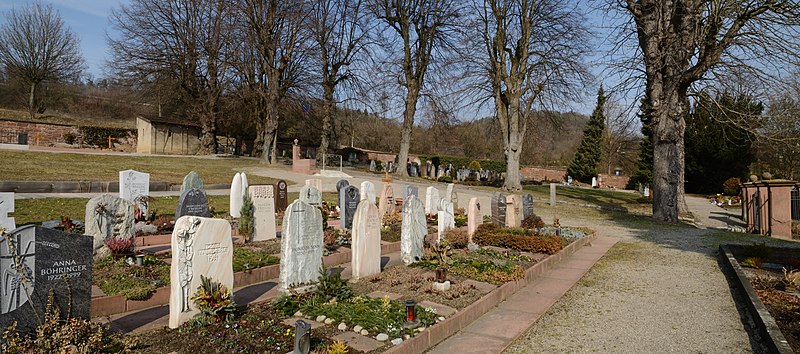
[505,197,756,353]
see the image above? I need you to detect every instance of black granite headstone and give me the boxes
[176,188,210,218]
[338,185,360,230]
[0,225,93,334]
[491,193,507,227]
[336,179,350,193]
[522,194,534,219]
[274,180,289,213]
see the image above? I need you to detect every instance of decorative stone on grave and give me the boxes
[176,188,210,218]
[181,171,206,196]
[400,195,426,265]
[467,197,481,239]
[338,185,360,230]
[351,200,382,279]
[437,199,455,241]
[119,169,150,217]
[169,216,233,328]
[506,195,522,228]
[522,194,534,219]
[491,193,507,227]
[424,187,440,215]
[85,194,135,257]
[230,173,243,218]
[299,185,322,208]
[305,179,323,194]
[403,185,418,202]
[0,192,16,231]
[378,185,395,218]
[360,181,376,204]
[274,180,289,212]
[249,185,277,241]
[336,179,350,193]
[0,225,93,334]
[279,200,324,294]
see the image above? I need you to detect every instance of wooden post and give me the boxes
[108,136,112,149]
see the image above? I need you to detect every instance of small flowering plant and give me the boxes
[191,275,237,324]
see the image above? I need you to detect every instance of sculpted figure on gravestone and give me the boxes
[176,217,201,313]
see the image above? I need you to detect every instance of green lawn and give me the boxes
[0,150,278,184]
[524,184,649,211]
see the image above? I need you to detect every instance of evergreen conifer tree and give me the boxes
[627,97,654,189]
[567,86,606,183]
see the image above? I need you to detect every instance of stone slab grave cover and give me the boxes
[338,185,360,230]
[522,194,534,219]
[169,216,233,328]
[424,187,440,215]
[230,173,243,218]
[351,200,382,279]
[336,179,350,193]
[360,181,376,204]
[181,171,206,196]
[378,184,395,218]
[119,169,150,217]
[274,180,289,212]
[0,225,93,333]
[491,193,507,227]
[467,197,481,239]
[437,199,455,241]
[84,194,135,257]
[403,185,418,202]
[0,192,15,231]
[299,185,322,208]
[506,194,522,228]
[249,185,276,241]
[305,179,323,194]
[279,200,324,294]
[176,188,210,218]
[400,195,426,265]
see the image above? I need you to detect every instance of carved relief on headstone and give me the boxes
[279,200,324,294]
[85,194,135,257]
[249,185,276,241]
[378,184,395,218]
[119,169,150,217]
[274,180,289,212]
[351,200,382,279]
[305,179,323,194]
[299,185,322,208]
[400,195,426,265]
[403,185,418,202]
[0,192,16,231]
[338,185,360,230]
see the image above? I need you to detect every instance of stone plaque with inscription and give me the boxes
[249,185,276,241]
[176,188,210,218]
[274,180,289,213]
[169,216,233,328]
[506,194,522,228]
[0,225,93,334]
[522,194,534,219]
[491,193,507,227]
[119,169,150,216]
[279,200,324,294]
[351,200,382,279]
[338,185,360,230]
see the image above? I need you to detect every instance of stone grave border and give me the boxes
[91,240,402,317]
[0,180,231,193]
[385,231,597,354]
[718,245,794,354]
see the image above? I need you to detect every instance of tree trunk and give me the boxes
[651,89,687,223]
[504,147,522,192]
[261,128,276,164]
[317,85,334,165]
[396,87,419,177]
[200,121,217,154]
[28,82,37,119]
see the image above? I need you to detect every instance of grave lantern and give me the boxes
[294,320,311,354]
[435,267,448,282]
[404,299,420,328]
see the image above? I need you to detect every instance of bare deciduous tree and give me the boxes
[476,0,590,191]
[109,0,233,153]
[370,0,461,176]
[614,0,800,222]
[0,2,84,118]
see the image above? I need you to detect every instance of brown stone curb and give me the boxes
[384,232,598,354]
[718,245,794,354]
[90,241,400,318]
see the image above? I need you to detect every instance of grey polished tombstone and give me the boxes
[491,193,507,227]
[522,194,534,219]
[274,180,289,212]
[176,188,210,218]
[338,185,360,230]
[180,171,206,195]
[336,179,350,193]
[0,225,93,333]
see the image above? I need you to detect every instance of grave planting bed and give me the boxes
[720,244,800,353]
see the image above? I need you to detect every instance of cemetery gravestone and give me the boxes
[424,187,440,215]
[467,197,481,240]
[506,195,522,228]
[274,180,289,212]
[279,200,324,294]
[249,185,277,241]
[369,160,376,172]
[522,194,534,219]
[240,172,249,193]
[445,184,454,204]
[437,200,455,242]
[230,173,243,218]
[378,184,395,218]
[0,226,92,333]
[360,181,376,204]
[169,216,233,328]
[176,188,210,219]
[338,185,360,230]
[299,185,322,208]
[400,195,426,265]
[181,171,206,195]
[336,179,350,193]
[549,183,557,206]
[420,162,428,178]
[351,200,382,279]
[119,169,150,216]
[305,179,323,194]
[403,185,419,202]
[0,192,15,231]
[85,194,135,256]
[491,193,507,227]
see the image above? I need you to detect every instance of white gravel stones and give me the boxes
[391,338,403,345]
[324,318,334,325]
[360,329,369,336]
[353,325,363,333]
[338,323,348,331]
[376,333,389,341]
[316,315,326,322]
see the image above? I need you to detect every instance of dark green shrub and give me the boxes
[521,214,545,229]
[437,176,453,183]
[238,193,254,240]
[473,226,563,254]
[315,266,353,302]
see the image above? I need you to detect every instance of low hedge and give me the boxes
[418,154,506,172]
[472,223,563,255]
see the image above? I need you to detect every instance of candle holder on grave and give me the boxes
[403,299,420,329]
